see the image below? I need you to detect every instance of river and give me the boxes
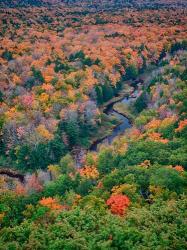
[89,87,140,151]
[89,63,164,152]
[1,64,164,182]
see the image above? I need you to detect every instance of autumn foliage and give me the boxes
[79,166,99,179]
[174,165,184,172]
[0,2,186,249]
[106,194,130,216]
[175,119,187,132]
[39,197,65,211]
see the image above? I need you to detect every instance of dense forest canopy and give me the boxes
[1,0,187,8]
[0,0,187,249]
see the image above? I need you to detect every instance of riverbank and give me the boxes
[100,84,134,112]
[89,113,122,147]
[88,86,133,149]
[88,63,163,152]
[0,62,164,176]
[113,102,135,122]
[87,84,135,148]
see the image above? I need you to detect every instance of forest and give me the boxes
[0,0,187,249]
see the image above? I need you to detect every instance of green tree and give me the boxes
[95,85,103,105]
[97,148,116,174]
[125,64,138,80]
[31,66,44,83]
[1,49,13,61]
[150,167,186,194]
[134,92,148,113]
[102,82,114,102]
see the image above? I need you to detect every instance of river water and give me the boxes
[89,92,139,151]
[0,64,166,183]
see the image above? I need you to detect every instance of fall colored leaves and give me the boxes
[106,194,130,216]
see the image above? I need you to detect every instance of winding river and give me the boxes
[0,86,140,182]
[89,87,140,151]
[89,63,163,152]
[1,64,163,181]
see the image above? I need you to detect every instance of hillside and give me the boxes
[0,1,187,249]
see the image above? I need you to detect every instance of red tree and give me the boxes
[106,194,130,216]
